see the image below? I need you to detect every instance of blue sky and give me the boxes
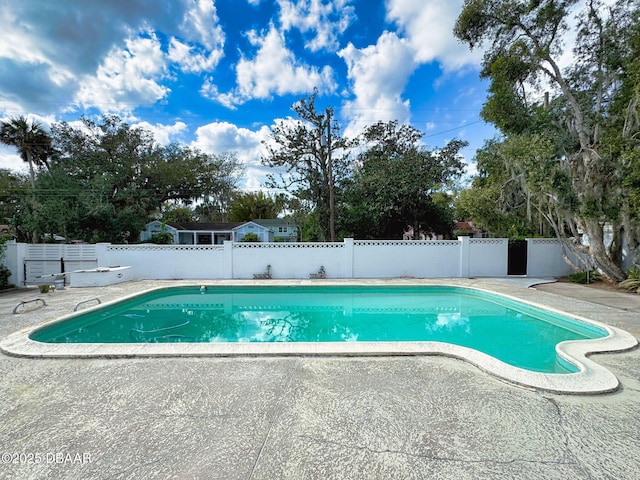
[0,0,496,189]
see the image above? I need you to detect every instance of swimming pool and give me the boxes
[28,285,608,371]
[3,282,636,394]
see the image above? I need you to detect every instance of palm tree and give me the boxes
[0,116,53,188]
[0,116,54,242]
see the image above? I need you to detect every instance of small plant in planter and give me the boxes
[38,284,50,294]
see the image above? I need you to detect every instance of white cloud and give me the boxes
[192,121,270,164]
[236,25,337,97]
[199,78,242,109]
[74,33,170,113]
[0,1,227,114]
[168,37,224,73]
[168,0,225,73]
[0,146,23,172]
[133,121,188,145]
[0,8,52,66]
[212,24,337,107]
[180,0,225,50]
[385,0,482,71]
[0,6,78,113]
[193,121,266,154]
[277,0,356,51]
[338,31,416,138]
[192,121,274,188]
[0,1,175,81]
[192,119,325,192]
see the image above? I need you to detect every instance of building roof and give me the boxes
[232,221,270,231]
[167,222,242,231]
[251,219,297,228]
[149,219,296,232]
[455,221,480,233]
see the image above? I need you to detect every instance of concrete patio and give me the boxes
[0,279,638,479]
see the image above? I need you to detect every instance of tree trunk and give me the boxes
[609,223,624,268]
[581,218,626,281]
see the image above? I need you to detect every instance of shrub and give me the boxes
[619,266,640,294]
[0,238,12,289]
[567,270,601,284]
[242,233,260,242]
[619,278,640,294]
[149,231,174,244]
[0,265,11,288]
[626,265,640,280]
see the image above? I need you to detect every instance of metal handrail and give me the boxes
[13,298,47,314]
[73,297,101,311]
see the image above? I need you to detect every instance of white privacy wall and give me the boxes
[231,242,349,278]
[352,240,461,278]
[467,239,509,277]
[526,239,579,277]
[101,244,226,280]
[6,237,578,285]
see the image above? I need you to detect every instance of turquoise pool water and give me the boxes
[30,285,607,373]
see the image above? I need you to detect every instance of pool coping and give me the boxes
[1,279,638,395]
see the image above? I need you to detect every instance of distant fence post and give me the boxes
[95,243,111,267]
[223,241,234,278]
[343,238,354,278]
[4,241,25,286]
[458,236,470,277]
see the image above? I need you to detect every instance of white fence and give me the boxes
[525,238,585,277]
[4,237,578,286]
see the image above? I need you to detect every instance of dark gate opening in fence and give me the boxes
[508,240,528,275]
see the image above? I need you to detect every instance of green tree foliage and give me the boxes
[0,116,55,242]
[148,223,174,245]
[455,136,566,238]
[228,191,286,222]
[159,205,196,224]
[17,115,241,243]
[261,90,351,241]
[605,2,640,264]
[342,121,466,239]
[454,0,640,280]
[0,236,11,288]
[0,169,24,228]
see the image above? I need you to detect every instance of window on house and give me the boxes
[179,232,194,245]
[196,233,212,244]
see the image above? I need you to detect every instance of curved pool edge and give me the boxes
[1,279,638,395]
[1,325,637,396]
